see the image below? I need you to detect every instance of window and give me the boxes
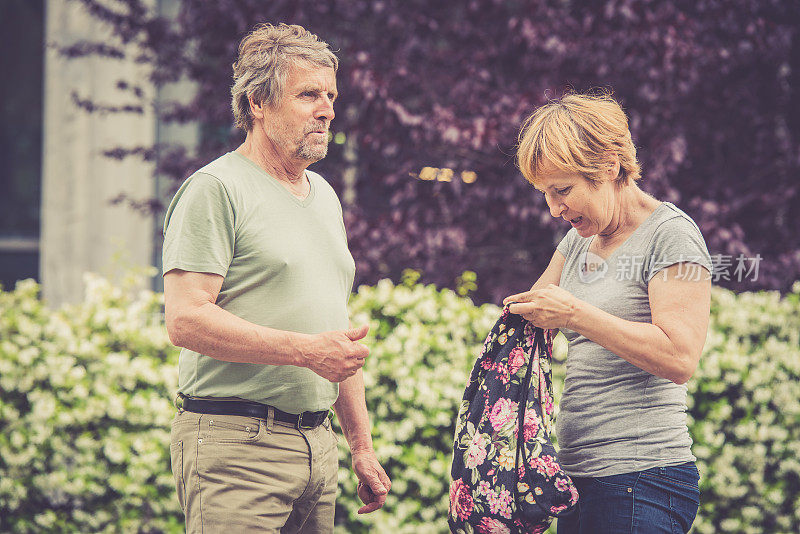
[0,0,44,289]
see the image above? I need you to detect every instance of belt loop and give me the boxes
[266,405,275,431]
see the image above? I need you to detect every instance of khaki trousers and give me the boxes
[170,408,339,533]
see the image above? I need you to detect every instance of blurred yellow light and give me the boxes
[461,171,477,183]
[419,167,437,180]
[438,168,454,182]
[416,167,476,183]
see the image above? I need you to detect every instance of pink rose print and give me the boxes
[497,488,513,519]
[569,484,579,503]
[524,323,535,344]
[531,455,560,478]
[492,361,511,384]
[486,488,513,519]
[543,395,554,416]
[514,518,549,534]
[483,331,494,348]
[465,433,489,469]
[514,409,540,442]
[507,346,527,375]
[477,517,511,534]
[539,372,554,415]
[489,398,518,431]
[449,478,474,521]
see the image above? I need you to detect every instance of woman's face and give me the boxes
[535,160,621,238]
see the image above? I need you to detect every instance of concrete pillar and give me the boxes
[40,0,157,306]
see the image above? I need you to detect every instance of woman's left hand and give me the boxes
[503,284,580,329]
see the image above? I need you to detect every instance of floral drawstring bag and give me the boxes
[449,306,578,533]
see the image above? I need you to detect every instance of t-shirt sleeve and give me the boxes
[642,215,712,283]
[162,172,235,277]
[556,228,578,259]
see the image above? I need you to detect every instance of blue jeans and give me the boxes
[556,462,700,534]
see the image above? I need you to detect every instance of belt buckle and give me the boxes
[298,411,324,429]
[175,393,186,411]
[297,412,315,429]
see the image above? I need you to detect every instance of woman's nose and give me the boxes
[548,198,565,218]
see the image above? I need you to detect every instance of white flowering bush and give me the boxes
[334,275,800,534]
[687,283,800,534]
[0,272,797,533]
[333,272,502,533]
[0,271,182,533]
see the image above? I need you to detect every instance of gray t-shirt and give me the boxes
[162,152,355,413]
[555,202,712,477]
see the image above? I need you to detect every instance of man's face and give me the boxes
[262,62,337,163]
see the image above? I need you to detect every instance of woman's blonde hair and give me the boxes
[231,23,338,131]
[517,92,641,187]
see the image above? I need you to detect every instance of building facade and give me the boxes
[2,0,190,306]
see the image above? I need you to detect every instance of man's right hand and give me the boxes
[301,325,370,382]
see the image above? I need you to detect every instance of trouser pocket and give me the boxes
[170,440,186,511]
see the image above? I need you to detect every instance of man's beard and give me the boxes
[296,132,328,161]
[265,120,329,162]
[294,121,329,161]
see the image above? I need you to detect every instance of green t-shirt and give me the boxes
[162,152,355,413]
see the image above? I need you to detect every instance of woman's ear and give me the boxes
[606,153,621,181]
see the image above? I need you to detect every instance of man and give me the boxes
[163,23,390,533]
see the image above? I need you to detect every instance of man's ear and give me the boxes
[248,95,265,121]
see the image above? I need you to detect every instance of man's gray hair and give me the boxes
[231,23,338,131]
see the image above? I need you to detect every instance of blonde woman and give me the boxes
[505,93,711,534]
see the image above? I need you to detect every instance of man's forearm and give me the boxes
[169,300,309,366]
[333,369,374,452]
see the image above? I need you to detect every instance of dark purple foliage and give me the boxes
[74,0,800,302]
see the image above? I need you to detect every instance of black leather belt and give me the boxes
[176,394,329,429]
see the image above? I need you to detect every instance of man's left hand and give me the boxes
[351,449,391,514]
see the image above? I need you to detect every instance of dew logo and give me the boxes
[578,250,608,283]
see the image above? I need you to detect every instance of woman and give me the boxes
[505,93,712,534]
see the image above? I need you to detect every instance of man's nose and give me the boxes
[314,96,335,122]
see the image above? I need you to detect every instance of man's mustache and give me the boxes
[304,122,328,135]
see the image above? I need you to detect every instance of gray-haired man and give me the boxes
[163,23,390,533]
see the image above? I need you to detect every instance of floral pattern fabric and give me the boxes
[450,307,578,534]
